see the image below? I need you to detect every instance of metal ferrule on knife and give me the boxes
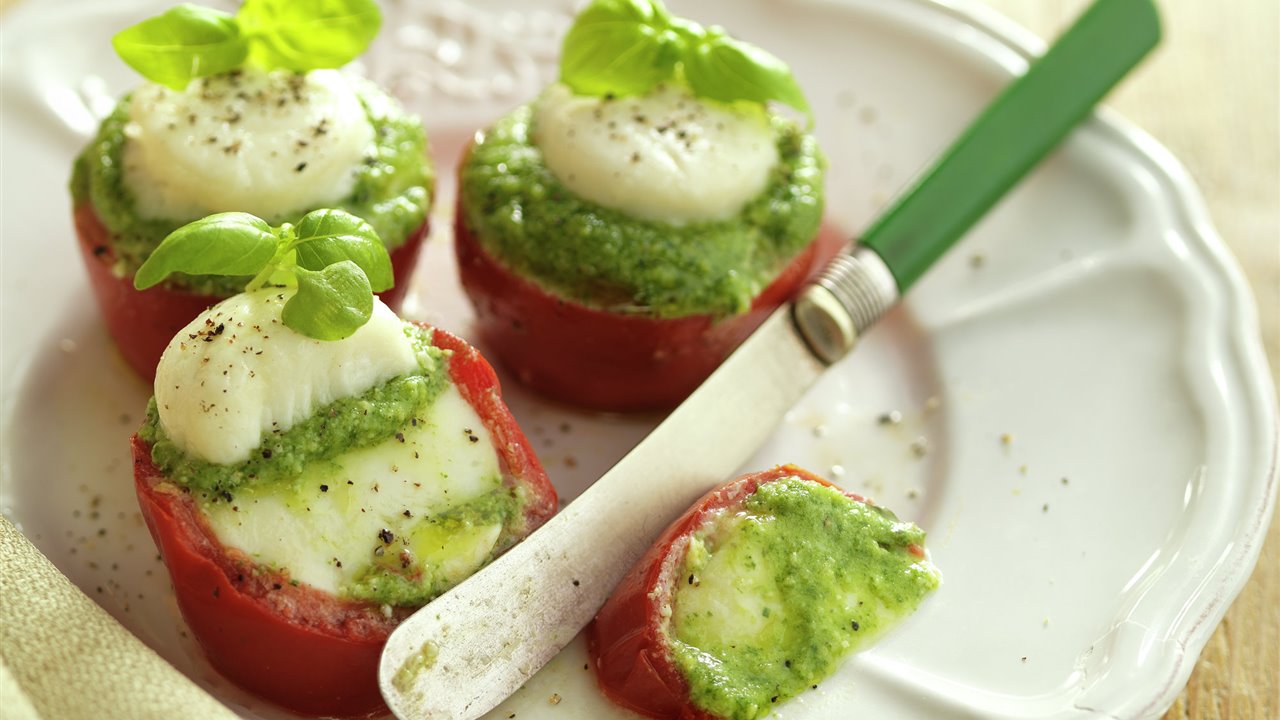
[792,245,899,366]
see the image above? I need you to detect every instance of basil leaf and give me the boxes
[560,0,686,97]
[237,0,382,72]
[112,4,248,91]
[291,209,393,292]
[681,29,811,116]
[135,212,277,289]
[281,261,374,341]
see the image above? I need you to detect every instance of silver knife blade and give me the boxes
[378,246,897,719]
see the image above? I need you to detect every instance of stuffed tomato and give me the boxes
[455,0,840,412]
[132,289,555,718]
[73,2,432,381]
[589,465,939,720]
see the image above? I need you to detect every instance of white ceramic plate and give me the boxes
[1,0,1275,719]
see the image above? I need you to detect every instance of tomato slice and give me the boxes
[132,325,556,718]
[74,203,428,382]
[587,466,864,720]
[454,204,847,412]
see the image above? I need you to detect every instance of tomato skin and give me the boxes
[74,202,428,383]
[132,326,556,718]
[454,201,847,412]
[588,466,859,720]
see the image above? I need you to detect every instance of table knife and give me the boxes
[379,0,1161,717]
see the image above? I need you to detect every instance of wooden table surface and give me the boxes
[1,0,1274,717]
[981,1,1280,718]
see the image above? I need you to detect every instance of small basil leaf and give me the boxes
[237,0,382,73]
[135,212,277,289]
[281,261,374,341]
[666,16,705,45]
[681,29,811,117]
[112,4,249,90]
[560,0,686,97]
[291,209,393,292]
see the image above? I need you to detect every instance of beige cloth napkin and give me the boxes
[0,516,239,720]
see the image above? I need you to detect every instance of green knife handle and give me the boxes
[860,0,1161,291]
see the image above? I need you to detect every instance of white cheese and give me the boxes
[154,289,418,466]
[672,515,784,645]
[121,68,374,222]
[533,82,779,224]
[202,384,503,594]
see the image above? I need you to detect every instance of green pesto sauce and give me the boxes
[344,486,523,606]
[193,467,523,608]
[458,105,825,318]
[138,324,447,496]
[670,478,940,720]
[70,76,433,296]
[393,639,439,692]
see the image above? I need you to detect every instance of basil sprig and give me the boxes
[112,0,382,91]
[135,209,394,341]
[560,0,810,117]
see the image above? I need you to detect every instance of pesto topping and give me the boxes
[71,74,431,296]
[139,323,447,495]
[343,486,524,606]
[459,104,824,318]
[393,640,439,693]
[196,457,521,607]
[670,477,939,719]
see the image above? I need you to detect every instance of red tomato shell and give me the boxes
[132,326,556,718]
[454,203,847,412]
[74,202,428,383]
[587,465,862,720]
